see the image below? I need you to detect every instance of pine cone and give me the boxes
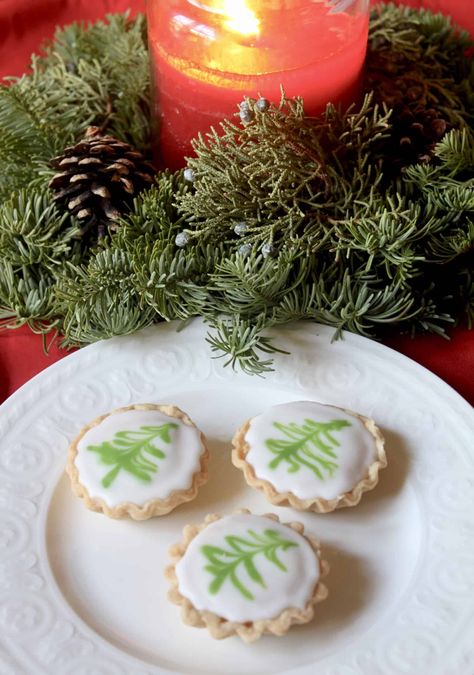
[49,127,156,241]
[374,103,450,177]
[392,105,449,168]
[366,51,450,172]
[366,51,428,110]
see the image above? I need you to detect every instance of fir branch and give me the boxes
[458,269,474,328]
[56,249,156,346]
[39,13,151,150]
[330,197,431,282]
[207,249,310,316]
[403,129,474,265]
[206,317,288,376]
[312,271,419,338]
[0,189,78,267]
[0,85,59,197]
[118,176,218,320]
[130,240,217,320]
[0,261,58,332]
[0,189,80,331]
[368,3,474,126]
[121,172,190,239]
[176,95,392,252]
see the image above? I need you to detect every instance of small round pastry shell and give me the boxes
[166,510,329,642]
[66,403,209,520]
[232,408,387,514]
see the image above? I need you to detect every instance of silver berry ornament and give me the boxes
[240,108,255,124]
[183,167,195,183]
[238,243,252,256]
[239,101,254,124]
[262,242,275,258]
[175,231,190,247]
[234,222,249,236]
[256,97,270,112]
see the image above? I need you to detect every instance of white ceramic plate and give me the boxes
[0,319,473,675]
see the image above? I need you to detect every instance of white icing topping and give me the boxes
[175,514,319,623]
[244,401,377,500]
[74,409,204,507]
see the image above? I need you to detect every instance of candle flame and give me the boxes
[221,0,260,37]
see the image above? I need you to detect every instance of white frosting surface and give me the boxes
[74,409,204,507]
[245,401,377,500]
[175,514,319,623]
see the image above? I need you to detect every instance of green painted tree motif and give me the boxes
[266,418,351,479]
[87,423,178,487]
[201,528,297,600]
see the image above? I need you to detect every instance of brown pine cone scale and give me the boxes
[49,127,156,242]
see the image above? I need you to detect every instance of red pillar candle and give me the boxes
[147,0,370,169]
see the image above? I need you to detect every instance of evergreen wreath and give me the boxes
[0,5,472,374]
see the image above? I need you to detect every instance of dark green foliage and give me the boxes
[56,247,156,345]
[38,13,151,149]
[368,2,474,125]
[0,6,472,373]
[0,189,80,331]
[367,3,474,170]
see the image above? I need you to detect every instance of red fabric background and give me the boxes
[0,0,472,405]
[0,0,145,79]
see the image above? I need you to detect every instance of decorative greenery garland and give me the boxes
[0,5,472,373]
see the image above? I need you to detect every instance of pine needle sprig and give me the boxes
[56,248,155,346]
[368,3,474,126]
[206,249,309,316]
[0,188,80,330]
[0,262,58,332]
[206,316,287,376]
[176,95,392,251]
[129,240,216,321]
[311,271,418,338]
[0,189,78,267]
[38,13,151,150]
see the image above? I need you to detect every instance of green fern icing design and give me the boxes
[87,423,178,488]
[265,418,351,479]
[201,528,297,600]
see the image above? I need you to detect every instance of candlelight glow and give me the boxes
[221,0,260,37]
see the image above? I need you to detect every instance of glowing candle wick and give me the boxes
[222,0,260,37]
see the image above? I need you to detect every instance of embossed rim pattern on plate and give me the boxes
[0,319,473,675]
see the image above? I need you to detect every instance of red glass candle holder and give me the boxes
[147,0,370,169]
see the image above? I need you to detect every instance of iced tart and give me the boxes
[66,403,209,520]
[232,400,386,513]
[166,510,329,642]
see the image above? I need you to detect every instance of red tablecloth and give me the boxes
[0,0,473,405]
